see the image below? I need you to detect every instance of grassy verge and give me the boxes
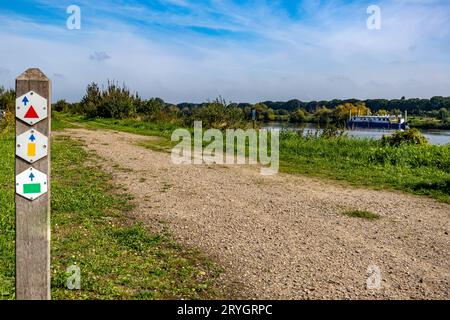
[341,210,380,220]
[0,127,225,300]
[53,113,179,138]
[56,113,450,203]
[280,132,449,203]
[0,132,15,299]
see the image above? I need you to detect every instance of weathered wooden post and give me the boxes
[15,68,51,300]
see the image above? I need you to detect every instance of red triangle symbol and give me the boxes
[24,105,39,119]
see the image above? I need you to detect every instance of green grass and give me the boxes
[55,113,179,138]
[279,132,450,203]
[0,132,15,299]
[0,129,225,300]
[341,210,380,220]
[51,113,80,131]
[409,116,450,130]
[137,137,178,153]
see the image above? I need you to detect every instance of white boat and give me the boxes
[348,112,408,130]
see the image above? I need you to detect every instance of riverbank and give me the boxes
[54,114,450,203]
[262,122,450,146]
[280,131,449,203]
[408,116,450,130]
[268,116,450,131]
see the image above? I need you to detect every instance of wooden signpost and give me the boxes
[15,68,51,300]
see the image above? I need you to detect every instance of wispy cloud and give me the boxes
[89,52,111,62]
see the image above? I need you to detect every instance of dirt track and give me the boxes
[60,128,450,300]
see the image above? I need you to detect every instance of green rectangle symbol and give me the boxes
[23,183,41,194]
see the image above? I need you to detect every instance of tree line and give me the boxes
[2,82,449,130]
[256,96,450,115]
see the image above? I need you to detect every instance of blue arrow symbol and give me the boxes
[29,134,36,142]
[22,96,29,106]
[29,173,35,182]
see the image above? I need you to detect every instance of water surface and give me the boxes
[262,122,450,146]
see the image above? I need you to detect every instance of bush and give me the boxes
[85,102,98,119]
[0,87,15,132]
[290,109,306,123]
[136,98,182,124]
[381,129,428,147]
[320,126,346,139]
[53,99,71,113]
[0,111,14,133]
[137,98,164,117]
[79,81,140,119]
[187,98,246,129]
[314,107,333,124]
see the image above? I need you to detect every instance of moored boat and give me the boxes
[348,113,408,130]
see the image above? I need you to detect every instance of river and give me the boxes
[261,122,450,146]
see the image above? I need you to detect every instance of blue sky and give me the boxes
[1,0,450,103]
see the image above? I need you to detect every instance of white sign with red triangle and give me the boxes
[16,91,48,125]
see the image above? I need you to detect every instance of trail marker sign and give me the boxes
[16,129,48,163]
[16,91,48,125]
[16,167,48,201]
[15,68,51,300]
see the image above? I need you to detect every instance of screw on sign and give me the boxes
[16,129,48,163]
[16,167,48,201]
[16,91,48,125]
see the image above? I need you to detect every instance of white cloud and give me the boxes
[89,52,112,62]
[0,0,449,103]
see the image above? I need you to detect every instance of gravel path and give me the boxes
[60,128,449,300]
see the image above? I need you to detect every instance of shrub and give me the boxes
[320,126,346,139]
[80,81,140,119]
[53,99,71,113]
[84,102,98,119]
[0,111,14,133]
[381,128,428,147]
[314,107,333,124]
[187,98,246,129]
[0,87,15,132]
[290,109,306,123]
